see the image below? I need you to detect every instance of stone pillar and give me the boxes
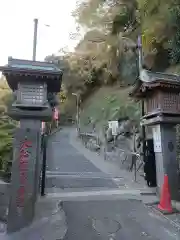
[20,120,42,200]
[7,119,42,233]
[152,124,179,200]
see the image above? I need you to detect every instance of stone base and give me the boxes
[0,180,9,222]
[0,198,67,240]
[156,186,180,202]
[154,205,179,215]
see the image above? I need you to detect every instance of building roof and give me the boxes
[129,69,180,98]
[1,57,62,74]
[0,57,63,92]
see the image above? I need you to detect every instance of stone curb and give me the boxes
[149,205,180,230]
[70,129,180,228]
[171,200,180,212]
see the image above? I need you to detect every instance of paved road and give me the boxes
[46,129,118,192]
[63,199,180,240]
[1,128,179,240]
[45,128,180,240]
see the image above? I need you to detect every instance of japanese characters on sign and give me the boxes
[152,125,162,152]
[17,140,32,208]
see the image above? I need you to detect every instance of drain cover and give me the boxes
[91,217,121,235]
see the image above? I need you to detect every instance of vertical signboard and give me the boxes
[7,127,39,233]
[108,121,119,136]
[152,125,162,152]
[41,121,45,134]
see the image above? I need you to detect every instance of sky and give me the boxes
[0,0,80,65]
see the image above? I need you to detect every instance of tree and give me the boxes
[72,0,139,83]
[44,0,180,124]
[0,78,16,180]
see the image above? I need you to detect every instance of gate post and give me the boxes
[130,72,180,201]
[152,124,179,200]
[0,57,63,233]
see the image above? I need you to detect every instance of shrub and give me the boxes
[168,5,180,64]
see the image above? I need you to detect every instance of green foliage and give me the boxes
[73,0,106,29]
[138,0,180,61]
[168,5,180,64]
[119,50,138,85]
[112,6,131,34]
[0,116,14,172]
[69,0,180,94]
[47,0,180,124]
[0,78,15,178]
[80,87,140,130]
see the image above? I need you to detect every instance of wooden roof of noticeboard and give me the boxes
[129,69,180,98]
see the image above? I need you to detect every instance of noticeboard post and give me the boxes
[108,121,119,145]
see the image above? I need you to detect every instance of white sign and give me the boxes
[152,125,162,152]
[41,121,45,134]
[108,121,119,136]
[108,121,112,129]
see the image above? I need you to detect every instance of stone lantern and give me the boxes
[0,57,63,233]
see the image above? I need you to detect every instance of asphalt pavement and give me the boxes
[1,127,179,239]
[46,128,118,192]
[63,199,180,240]
[45,128,180,240]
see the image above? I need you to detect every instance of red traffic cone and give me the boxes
[158,174,173,213]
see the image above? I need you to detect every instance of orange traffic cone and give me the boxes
[158,174,173,214]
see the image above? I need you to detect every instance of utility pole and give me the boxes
[137,35,146,163]
[72,93,80,134]
[33,18,38,61]
[141,100,146,163]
